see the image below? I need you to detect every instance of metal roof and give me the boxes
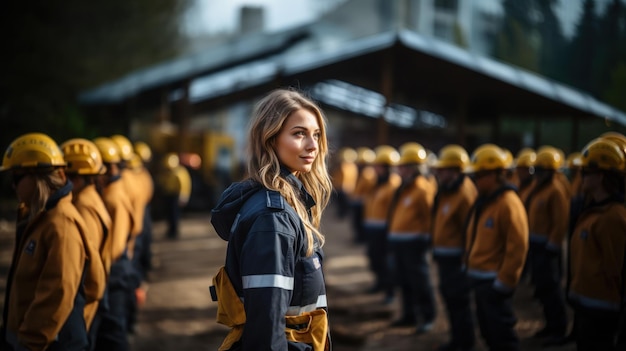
[79,28,626,126]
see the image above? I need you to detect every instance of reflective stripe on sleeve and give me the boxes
[285,295,328,316]
[242,274,294,290]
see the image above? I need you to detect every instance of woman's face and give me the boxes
[12,171,35,203]
[275,108,320,174]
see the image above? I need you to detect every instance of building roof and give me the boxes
[79,28,626,126]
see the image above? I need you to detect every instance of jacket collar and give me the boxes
[280,166,316,210]
[45,181,73,211]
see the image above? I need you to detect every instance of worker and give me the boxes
[93,136,136,351]
[568,137,626,351]
[330,147,358,219]
[60,138,113,346]
[525,146,570,346]
[431,144,477,351]
[348,147,377,243]
[132,141,155,281]
[387,142,438,334]
[0,133,102,351]
[158,153,192,239]
[362,145,401,301]
[464,143,529,351]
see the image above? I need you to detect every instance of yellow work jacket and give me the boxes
[120,168,143,236]
[101,177,134,262]
[465,187,529,290]
[4,193,91,350]
[432,176,477,255]
[73,184,112,329]
[364,173,402,226]
[351,166,377,202]
[526,176,570,251]
[388,175,437,239]
[331,161,358,196]
[569,200,626,311]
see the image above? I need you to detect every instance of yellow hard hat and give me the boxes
[466,144,508,173]
[134,141,152,163]
[373,145,400,166]
[600,132,626,159]
[535,146,564,170]
[1,133,66,171]
[339,147,358,163]
[163,153,180,169]
[581,138,625,172]
[355,147,376,165]
[111,134,134,161]
[398,142,427,165]
[434,144,470,169]
[566,152,583,169]
[93,137,121,164]
[127,153,143,170]
[60,138,106,175]
[514,148,536,168]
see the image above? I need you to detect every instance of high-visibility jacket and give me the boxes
[569,198,626,311]
[363,173,402,226]
[72,183,112,328]
[465,185,529,292]
[526,175,570,251]
[3,183,94,351]
[388,174,437,240]
[432,175,477,256]
[210,171,329,351]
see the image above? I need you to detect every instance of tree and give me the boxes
[493,0,540,72]
[535,0,568,82]
[566,0,599,95]
[0,0,187,150]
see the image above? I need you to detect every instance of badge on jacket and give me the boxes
[25,240,36,255]
[485,218,494,228]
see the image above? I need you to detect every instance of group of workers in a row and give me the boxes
[331,132,626,351]
[0,132,188,351]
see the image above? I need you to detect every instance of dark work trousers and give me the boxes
[165,195,181,238]
[389,238,436,324]
[133,204,153,280]
[94,256,134,351]
[574,305,621,351]
[471,278,520,351]
[364,222,390,293]
[529,242,567,336]
[349,200,365,243]
[434,254,475,349]
[335,190,350,219]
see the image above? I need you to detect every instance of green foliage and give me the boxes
[0,0,186,150]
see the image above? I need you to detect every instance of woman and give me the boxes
[0,133,93,351]
[568,137,626,351]
[210,89,333,351]
[60,138,112,348]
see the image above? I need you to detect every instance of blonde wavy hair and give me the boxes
[21,168,66,223]
[247,89,332,256]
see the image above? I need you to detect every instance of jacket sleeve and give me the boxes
[546,188,570,252]
[239,212,297,351]
[20,219,85,350]
[496,194,529,290]
[597,209,626,291]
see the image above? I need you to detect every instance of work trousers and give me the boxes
[574,305,621,351]
[471,278,520,351]
[529,242,567,336]
[364,223,390,293]
[389,239,436,324]
[435,254,475,349]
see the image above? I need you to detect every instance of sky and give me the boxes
[183,0,345,35]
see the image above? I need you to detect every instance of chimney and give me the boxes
[239,5,265,34]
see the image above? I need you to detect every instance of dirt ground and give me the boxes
[0,202,577,351]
